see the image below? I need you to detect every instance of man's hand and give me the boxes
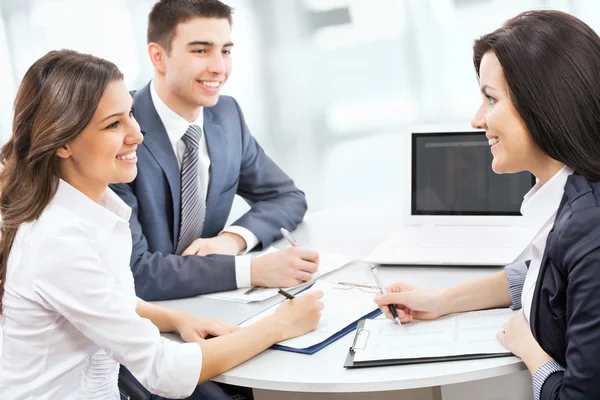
[172,311,239,343]
[250,247,319,288]
[182,232,247,256]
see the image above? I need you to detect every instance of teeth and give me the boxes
[117,151,136,160]
[488,138,500,146]
[201,81,220,88]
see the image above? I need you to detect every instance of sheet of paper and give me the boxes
[353,308,517,362]
[240,280,379,349]
[203,248,355,303]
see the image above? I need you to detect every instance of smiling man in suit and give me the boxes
[111,0,319,303]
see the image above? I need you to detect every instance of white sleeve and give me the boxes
[33,225,201,398]
[221,225,261,254]
[234,255,252,288]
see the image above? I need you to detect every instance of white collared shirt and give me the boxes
[521,166,574,322]
[150,82,255,287]
[0,180,202,399]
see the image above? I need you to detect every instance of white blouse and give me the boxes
[0,180,202,399]
[520,166,573,322]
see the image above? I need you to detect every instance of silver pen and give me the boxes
[280,227,298,247]
[370,264,402,325]
[336,281,379,290]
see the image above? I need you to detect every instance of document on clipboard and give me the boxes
[345,308,517,368]
[240,280,381,354]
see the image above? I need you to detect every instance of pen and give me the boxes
[245,228,299,295]
[370,264,402,325]
[280,227,298,247]
[244,286,264,295]
[278,288,295,300]
[336,281,379,290]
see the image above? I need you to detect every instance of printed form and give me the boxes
[354,308,517,362]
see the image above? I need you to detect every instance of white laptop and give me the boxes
[364,129,536,267]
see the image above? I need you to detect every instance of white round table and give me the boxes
[155,199,527,398]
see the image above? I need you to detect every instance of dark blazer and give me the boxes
[110,83,307,301]
[531,173,600,399]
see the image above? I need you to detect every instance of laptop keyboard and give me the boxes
[388,226,529,249]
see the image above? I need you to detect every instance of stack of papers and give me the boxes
[240,280,381,352]
[203,249,356,303]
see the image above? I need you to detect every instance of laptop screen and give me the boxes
[412,131,536,216]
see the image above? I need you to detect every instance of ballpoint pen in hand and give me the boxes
[370,264,402,325]
[280,227,298,247]
[244,228,299,295]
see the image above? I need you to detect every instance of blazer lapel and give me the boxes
[203,108,227,229]
[530,194,569,340]
[133,84,182,242]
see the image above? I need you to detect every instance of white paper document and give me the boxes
[203,248,355,303]
[240,280,379,349]
[353,308,517,362]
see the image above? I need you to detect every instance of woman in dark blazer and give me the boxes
[375,10,600,400]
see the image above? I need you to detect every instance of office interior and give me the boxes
[1,0,598,214]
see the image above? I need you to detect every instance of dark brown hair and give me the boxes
[473,10,600,181]
[0,50,123,314]
[147,0,233,54]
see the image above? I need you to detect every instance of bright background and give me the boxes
[1,0,598,212]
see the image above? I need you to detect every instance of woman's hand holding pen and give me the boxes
[268,290,324,342]
[374,281,446,323]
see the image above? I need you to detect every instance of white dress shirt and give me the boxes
[150,82,256,288]
[521,166,574,322]
[0,180,202,399]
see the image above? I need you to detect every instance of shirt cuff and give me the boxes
[505,261,528,310]
[221,226,261,254]
[153,339,203,398]
[533,359,565,400]
[235,255,252,288]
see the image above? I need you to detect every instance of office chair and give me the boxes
[118,373,250,400]
[118,373,146,400]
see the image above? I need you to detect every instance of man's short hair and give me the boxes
[147,0,233,54]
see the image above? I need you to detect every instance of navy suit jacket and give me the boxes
[531,174,600,399]
[110,83,307,301]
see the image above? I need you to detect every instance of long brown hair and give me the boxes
[473,10,600,181]
[0,50,123,314]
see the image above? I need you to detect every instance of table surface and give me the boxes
[155,199,525,392]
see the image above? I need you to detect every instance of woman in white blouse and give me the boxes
[0,50,323,399]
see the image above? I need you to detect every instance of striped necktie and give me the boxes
[175,124,206,255]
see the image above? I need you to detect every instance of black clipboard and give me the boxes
[344,319,514,369]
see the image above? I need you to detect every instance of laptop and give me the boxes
[364,129,536,266]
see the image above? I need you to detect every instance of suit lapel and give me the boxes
[133,84,182,242]
[530,194,569,340]
[203,108,227,228]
